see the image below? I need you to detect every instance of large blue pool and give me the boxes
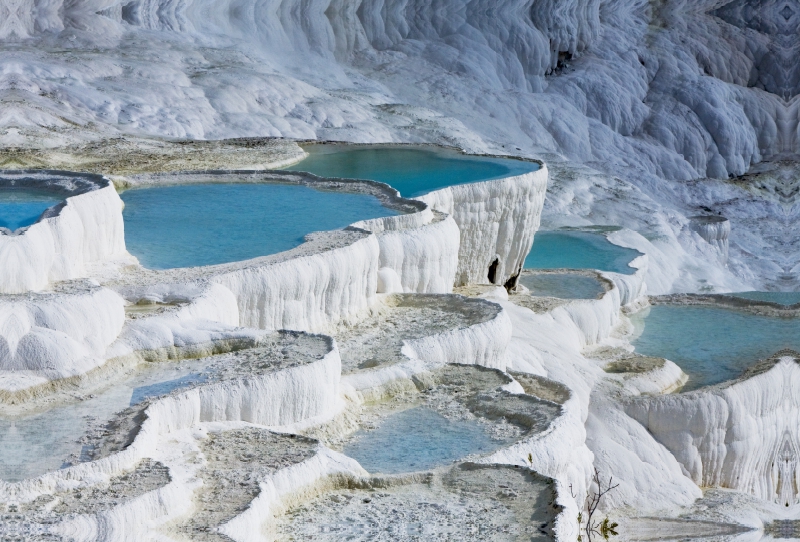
[285,145,538,197]
[0,189,62,231]
[631,305,800,390]
[524,231,641,275]
[121,183,395,269]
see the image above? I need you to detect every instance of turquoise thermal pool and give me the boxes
[729,291,800,306]
[631,305,800,391]
[342,407,511,474]
[285,145,539,197]
[524,231,640,275]
[0,188,62,231]
[121,183,396,269]
[518,272,605,299]
[0,362,212,481]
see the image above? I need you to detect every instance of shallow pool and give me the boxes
[519,273,605,299]
[631,305,800,390]
[729,291,800,306]
[0,362,212,481]
[524,231,640,275]
[121,183,395,269]
[0,188,62,231]
[342,407,510,474]
[285,145,538,197]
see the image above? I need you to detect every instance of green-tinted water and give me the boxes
[286,145,538,197]
[631,305,800,390]
[524,231,640,275]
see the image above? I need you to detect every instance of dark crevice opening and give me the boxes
[504,265,522,291]
[488,258,500,284]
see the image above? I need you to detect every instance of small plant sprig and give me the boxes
[526,455,619,541]
[584,468,619,540]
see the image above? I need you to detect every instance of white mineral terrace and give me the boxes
[5,0,800,537]
[0,120,800,542]
[0,137,796,542]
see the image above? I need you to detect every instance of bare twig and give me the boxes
[584,468,619,540]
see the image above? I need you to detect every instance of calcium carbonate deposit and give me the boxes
[4,0,800,540]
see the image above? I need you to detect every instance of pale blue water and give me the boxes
[0,189,62,231]
[519,273,605,299]
[121,183,396,269]
[0,361,214,481]
[632,305,800,391]
[524,231,641,275]
[285,145,538,197]
[729,291,800,306]
[130,372,208,405]
[342,407,508,474]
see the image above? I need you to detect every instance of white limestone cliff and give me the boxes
[418,165,548,287]
[0,182,129,294]
[627,356,800,506]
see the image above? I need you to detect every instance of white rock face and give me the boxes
[214,234,381,332]
[627,356,800,506]
[0,182,128,294]
[355,206,460,294]
[0,0,794,291]
[418,165,548,287]
[0,284,125,390]
[370,214,460,294]
[690,215,731,263]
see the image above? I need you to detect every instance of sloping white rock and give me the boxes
[214,234,380,333]
[0,183,129,294]
[418,165,548,287]
[0,284,125,390]
[627,356,800,505]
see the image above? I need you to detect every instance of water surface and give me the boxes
[0,189,62,231]
[122,183,395,269]
[0,362,212,481]
[631,305,800,390]
[524,231,640,275]
[342,407,510,474]
[519,273,605,299]
[286,145,538,197]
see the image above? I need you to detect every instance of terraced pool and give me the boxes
[285,144,538,197]
[342,407,512,474]
[518,272,606,299]
[0,362,212,481]
[631,305,800,390]
[121,183,395,269]
[0,188,62,231]
[524,231,640,275]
